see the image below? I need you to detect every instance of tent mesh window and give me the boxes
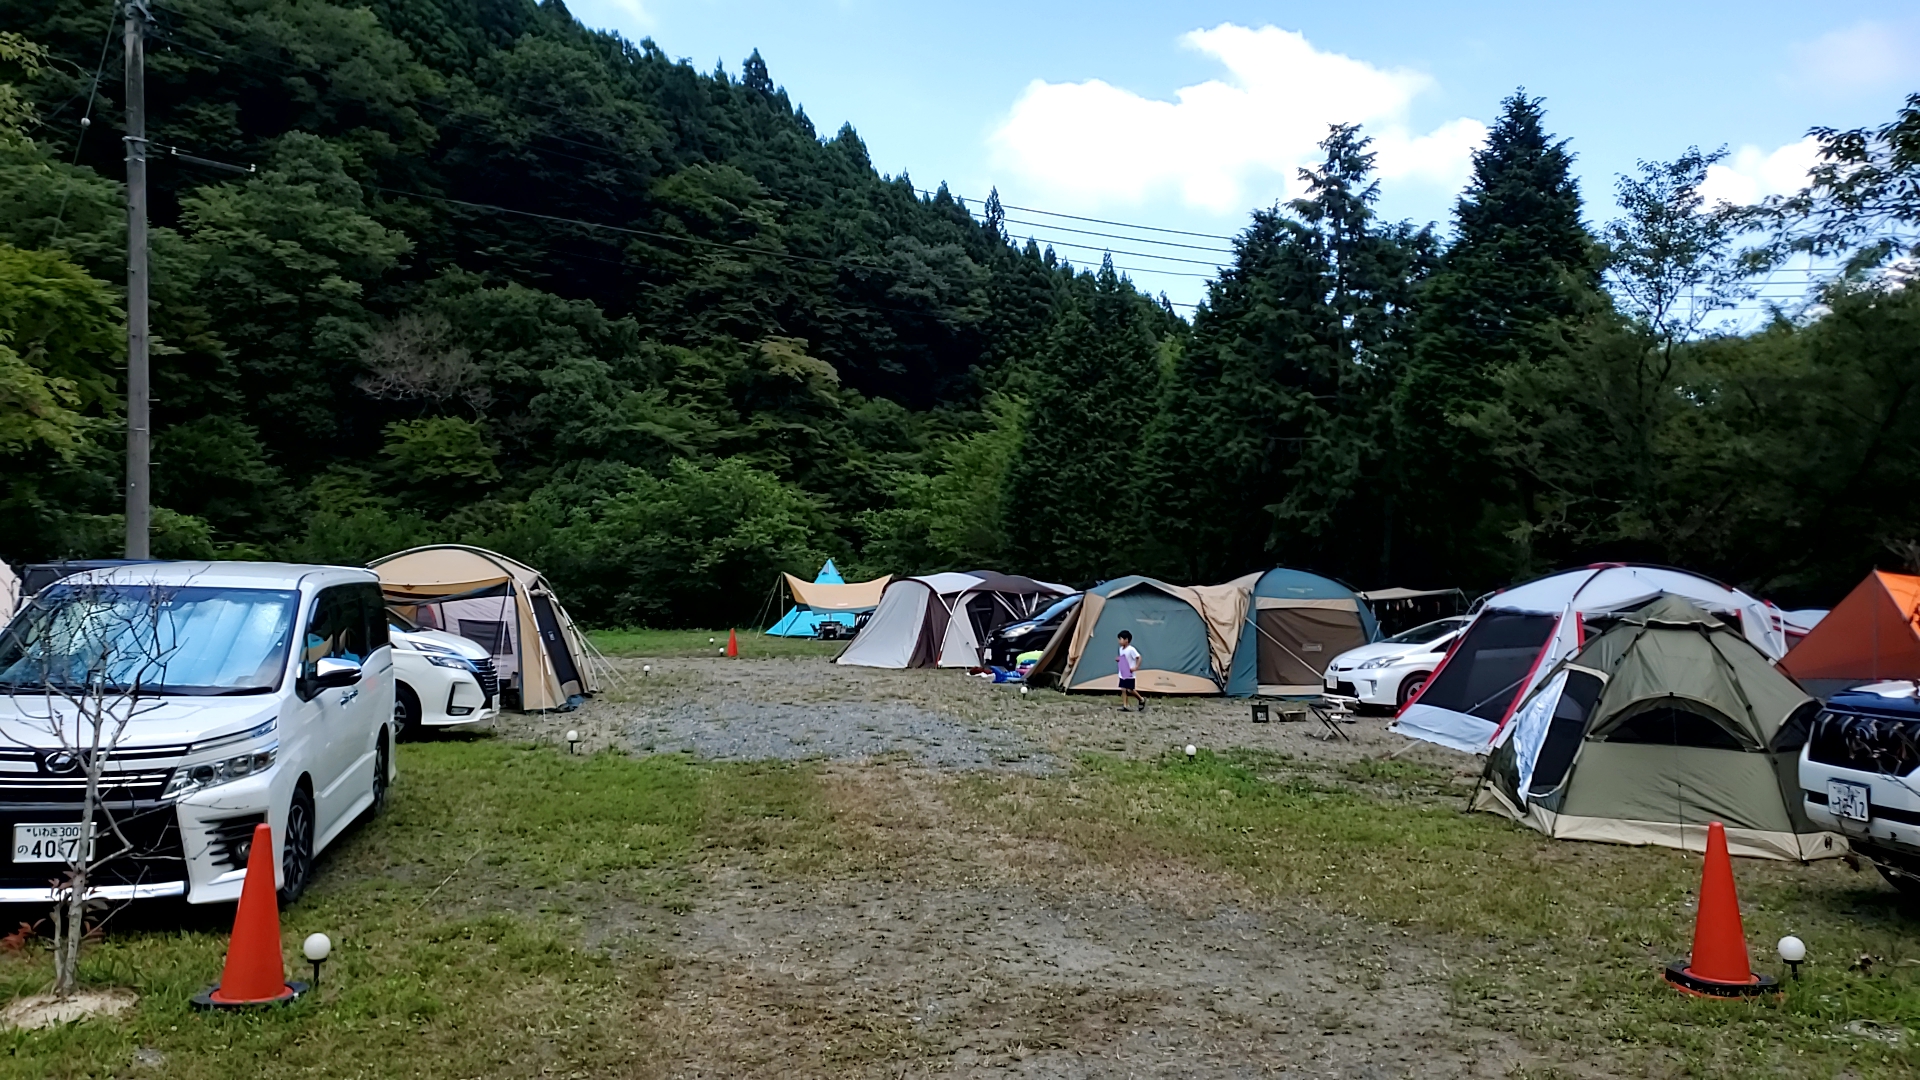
[1527,671,1606,796]
[1603,704,1745,750]
[458,619,511,656]
[1417,611,1558,721]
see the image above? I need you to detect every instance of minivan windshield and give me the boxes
[0,585,298,696]
[1384,618,1466,646]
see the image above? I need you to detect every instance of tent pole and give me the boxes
[1463,751,1495,813]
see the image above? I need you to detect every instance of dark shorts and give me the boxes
[1119,677,1137,691]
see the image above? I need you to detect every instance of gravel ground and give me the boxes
[497,655,1471,785]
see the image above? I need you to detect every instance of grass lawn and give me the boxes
[589,627,845,660]
[962,748,1920,1077]
[4,729,1917,1076]
[0,741,836,1079]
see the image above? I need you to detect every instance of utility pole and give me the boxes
[123,0,150,559]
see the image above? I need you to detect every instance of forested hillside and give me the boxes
[2,0,1917,623]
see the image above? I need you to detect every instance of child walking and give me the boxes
[1116,630,1145,712]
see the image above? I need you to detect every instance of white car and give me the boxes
[1323,616,1470,710]
[1799,681,1920,897]
[0,562,394,905]
[387,612,498,737]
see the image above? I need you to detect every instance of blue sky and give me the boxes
[568,0,1918,306]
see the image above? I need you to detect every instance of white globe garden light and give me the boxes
[1778,935,1806,979]
[1185,744,1197,760]
[566,730,580,754]
[303,932,332,987]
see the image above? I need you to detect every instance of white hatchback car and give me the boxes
[0,562,394,905]
[1323,616,1470,710]
[387,611,498,737]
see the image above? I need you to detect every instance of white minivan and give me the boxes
[0,562,395,906]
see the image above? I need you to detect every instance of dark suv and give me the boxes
[985,593,1081,669]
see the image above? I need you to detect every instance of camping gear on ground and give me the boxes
[833,571,1068,669]
[371,545,601,711]
[1394,564,1790,754]
[1030,574,1256,694]
[766,560,889,638]
[1778,570,1920,700]
[1224,569,1380,697]
[0,559,15,626]
[1356,586,1466,637]
[1475,595,1839,862]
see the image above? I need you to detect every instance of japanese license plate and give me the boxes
[1828,780,1871,822]
[12,823,92,864]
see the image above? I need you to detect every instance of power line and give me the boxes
[999,218,1235,254]
[920,186,1237,241]
[48,3,120,242]
[372,185,1218,284]
[1007,235,1225,268]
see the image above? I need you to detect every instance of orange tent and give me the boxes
[1780,571,1920,698]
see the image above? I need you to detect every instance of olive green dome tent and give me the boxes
[1475,595,1843,861]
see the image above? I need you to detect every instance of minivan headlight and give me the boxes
[164,744,278,799]
[425,653,476,671]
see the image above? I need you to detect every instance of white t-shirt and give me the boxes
[1118,645,1141,678]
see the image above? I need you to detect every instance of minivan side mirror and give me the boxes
[306,657,363,694]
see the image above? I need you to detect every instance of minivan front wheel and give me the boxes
[369,732,391,818]
[278,785,316,908]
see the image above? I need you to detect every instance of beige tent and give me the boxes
[371,545,600,711]
[783,572,891,612]
[0,559,17,627]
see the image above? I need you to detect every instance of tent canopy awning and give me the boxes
[784,573,891,612]
[1358,586,1462,602]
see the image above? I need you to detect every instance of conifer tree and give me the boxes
[1004,259,1163,582]
[1144,126,1429,583]
[1392,90,1604,583]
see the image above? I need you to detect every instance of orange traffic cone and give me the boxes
[1664,821,1777,997]
[726,628,739,657]
[193,822,305,1008]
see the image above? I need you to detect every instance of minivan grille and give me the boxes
[1807,709,1920,777]
[472,657,499,705]
[0,743,189,803]
[206,813,266,870]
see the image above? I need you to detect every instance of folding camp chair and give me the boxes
[1308,695,1359,741]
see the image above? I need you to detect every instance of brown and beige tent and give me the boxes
[1476,595,1840,861]
[371,545,600,711]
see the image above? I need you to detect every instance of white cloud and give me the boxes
[1791,19,1920,96]
[1698,137,1822,208]
[988,24,1485,214]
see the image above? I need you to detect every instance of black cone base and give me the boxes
[1664,962,1777,998]
[191,980,308,1009]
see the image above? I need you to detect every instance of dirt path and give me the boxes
[495,658,1538,1077]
